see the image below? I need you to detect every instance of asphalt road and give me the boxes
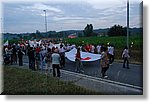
[23,55,143,87]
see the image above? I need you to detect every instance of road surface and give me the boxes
[23,56,143,87]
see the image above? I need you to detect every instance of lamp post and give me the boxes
[127,0,129,49]
[43,10,47,34]
[43,10,48,94]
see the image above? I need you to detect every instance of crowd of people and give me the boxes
[3,41,130,78]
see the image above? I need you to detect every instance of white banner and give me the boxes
[65,48,101,62]
[29,40,42,47]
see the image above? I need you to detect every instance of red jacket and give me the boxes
[76,52,81,60]
[36,47,41,53]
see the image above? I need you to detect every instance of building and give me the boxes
[68,33,77,38]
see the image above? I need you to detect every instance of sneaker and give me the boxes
[104,76,108,78]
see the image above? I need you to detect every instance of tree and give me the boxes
[107,25,127,36]
[30,33,36,39]
[17,34,22,39]
[36,30,40,38]
[83,24,93,37]
[78,32,84,37]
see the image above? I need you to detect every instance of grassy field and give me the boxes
[2,65,99,95]
[64,36,143,63]
[64,36,142,50]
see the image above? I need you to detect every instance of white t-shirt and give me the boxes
[109,46,114,55]
[107,46,111,54]
[59,47,65,53]
[96,45,101,53]
[52,53,60,64]
[91,45,95,53]
[122,49,130,58]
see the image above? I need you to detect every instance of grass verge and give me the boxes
[2,65,100,95]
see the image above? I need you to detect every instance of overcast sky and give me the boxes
[1,0,142,33]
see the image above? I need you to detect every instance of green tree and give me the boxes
[17,34,22,39]
[30,33,36,39]
[107,25,127,36]
[36,30,40,38]
[83,24,93,37]
[78,33,84,37]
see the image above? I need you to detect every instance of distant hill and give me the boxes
[3,28,143,40]
[129,28,143,36]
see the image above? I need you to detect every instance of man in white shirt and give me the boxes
[122,46,130,69]
[108,45,114,65]
[52,49,61,77]
[96,45,101,54]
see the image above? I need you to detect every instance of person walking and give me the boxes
[7,46,13,65]
[28,47,35,70]
[45,48,52,74]
[18,48,24,66]
[122,46,130,69]
[75,47,83,73]
[51,49,61,77]
[96,44,101,54]
[108,44,115,65]
[27,46,31,69]
[59,44,66,68]
[35,45,41,70]
[100,46,109,78]
[39,48,46,72]
[12,45,17,64]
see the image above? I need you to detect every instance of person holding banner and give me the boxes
[75,47,83,73]
[100,46,109,78]
[84,43,92,52]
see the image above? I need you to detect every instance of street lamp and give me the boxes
[127,0,129,49]
[43,10,47,34]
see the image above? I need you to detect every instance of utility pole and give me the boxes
[127,0,129,49]
[43,10,47,34]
